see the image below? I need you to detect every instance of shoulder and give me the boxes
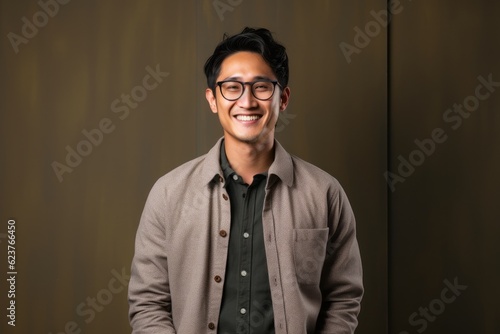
[146,138,222,202]
[290,154,342,190]
[160,154,207,182]
[288,154,351,207]
[148,153,209,199]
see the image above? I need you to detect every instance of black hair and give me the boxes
[203,27,289,91]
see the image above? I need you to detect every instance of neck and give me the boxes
[223,136,275,185]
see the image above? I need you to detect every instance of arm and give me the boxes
[315,186,364,333]
[128,183,176,333]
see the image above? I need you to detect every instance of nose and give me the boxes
[236,84,258,109]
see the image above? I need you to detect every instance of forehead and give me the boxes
[218,51,275,80]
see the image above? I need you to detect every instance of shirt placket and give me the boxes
[236,178,253,333]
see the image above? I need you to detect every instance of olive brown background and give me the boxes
[0,0,498,333]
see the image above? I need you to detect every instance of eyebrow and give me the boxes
[222,75,274,81]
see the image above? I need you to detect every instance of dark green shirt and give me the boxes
[218,142,275,334]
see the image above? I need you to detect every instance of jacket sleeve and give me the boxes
[315,185,364,333]
[128,182,176,333]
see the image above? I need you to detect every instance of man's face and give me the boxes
[206,51,290,146]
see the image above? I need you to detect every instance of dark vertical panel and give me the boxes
[391,1,500,333]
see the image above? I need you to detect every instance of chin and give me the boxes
[234,130,273,145]
[236,135,260,144]
[226,131,258,143]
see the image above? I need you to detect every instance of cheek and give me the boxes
[214,96,226,110]
[216,99,236,116]
[269,101,282,118]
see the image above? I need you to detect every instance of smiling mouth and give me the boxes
[235,115,262,121]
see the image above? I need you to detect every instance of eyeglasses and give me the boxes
[216,80,282,101]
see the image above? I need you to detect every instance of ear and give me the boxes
[279,86,291,111]
[205,88,218,114]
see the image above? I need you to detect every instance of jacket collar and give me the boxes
[200,137,294,188]
[268,139,294,188]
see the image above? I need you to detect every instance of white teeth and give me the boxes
[236,115,261,121]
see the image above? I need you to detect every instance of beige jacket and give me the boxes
[128,138,363,333]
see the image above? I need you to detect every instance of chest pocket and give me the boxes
[293,228,329,285]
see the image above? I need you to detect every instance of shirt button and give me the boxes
[240,308,247,315]
[222,193,228,201]
[219,230,227,237]
[208,322,216,330]
[241,270,247,277]
[243,232,250,238]
[214,275,222,283]
[233,174,239,181]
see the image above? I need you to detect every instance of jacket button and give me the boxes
[219,230,227,237]
[208,322,216,330]
[219,176,224,183]
[222,194,228,201]
[214,275,222,283]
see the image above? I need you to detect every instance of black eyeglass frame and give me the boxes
[216,79,283,101]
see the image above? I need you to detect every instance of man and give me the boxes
[128,27,363,333]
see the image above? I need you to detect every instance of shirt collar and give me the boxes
[200,137,225,186]
[219,139,236,180]
[200,137,294,188]
[268,139,294,188]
